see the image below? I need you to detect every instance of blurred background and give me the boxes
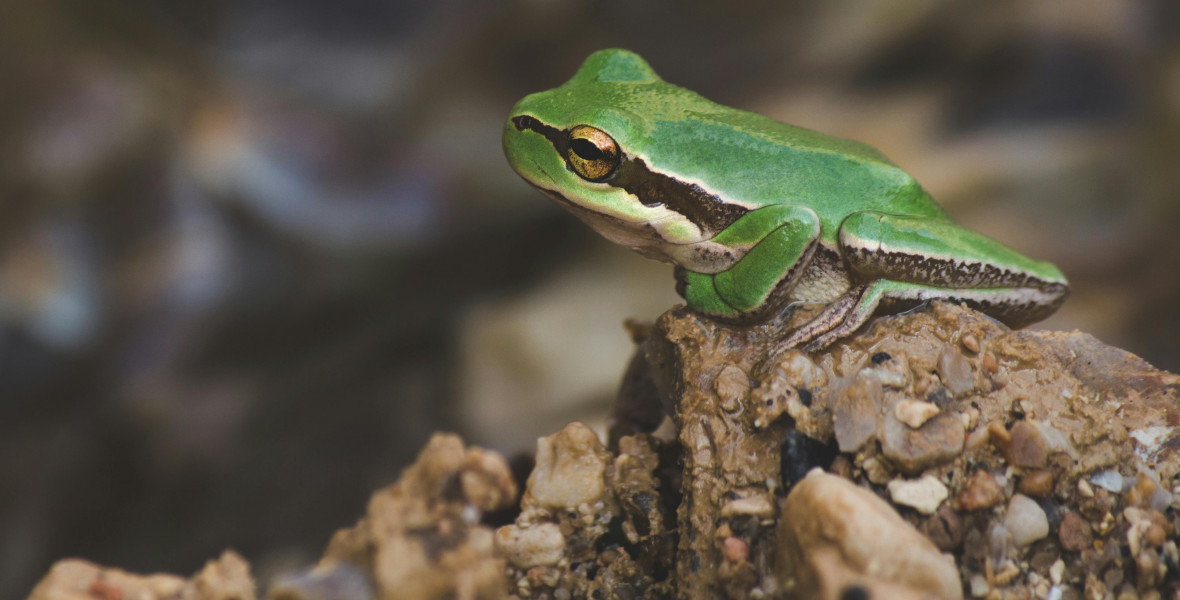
[3,0,1179,595]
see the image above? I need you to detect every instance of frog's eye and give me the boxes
[567,125,620,181]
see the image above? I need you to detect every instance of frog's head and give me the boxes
[503,49,747,260]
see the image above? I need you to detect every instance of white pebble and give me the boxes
[894,400,940,428]
[969,574,989,597]
[887,475,948,515]
[1090,469,1123,493]
[1004,494,1049,547]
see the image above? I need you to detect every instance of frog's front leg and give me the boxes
[677,205,821,323]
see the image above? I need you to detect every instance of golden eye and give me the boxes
[567,125,620,181]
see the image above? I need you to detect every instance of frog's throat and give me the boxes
[511,115,749,237]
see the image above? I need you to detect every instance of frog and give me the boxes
[502,49,1069,353]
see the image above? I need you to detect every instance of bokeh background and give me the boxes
[3,0,1179,595]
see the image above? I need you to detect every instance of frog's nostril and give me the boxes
[512,115,538,131]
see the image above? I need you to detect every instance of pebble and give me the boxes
[831,377,881,453]
[1004,494,1049,547]
[522,423,612,511]
[859,365,909,389]
[494,523,566,568]
[895,399,940,429]
[721,536,749,563]
[776,471,963,599]
[969,573,989,597]
[720,495,776,518]
[888,475,949,515]
[880,410,965,474]
[1078,478,1095,498]
[775,350,828,390]
[1058,511,1092,552]
[1090,469,1124,493]
[961,333,980,353]
[936,346,974,396]
[1007,420,1049,468]
[1017,470,1054,498]
[955,470,1004,511]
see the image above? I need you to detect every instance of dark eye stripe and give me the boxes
[510,115,748,236]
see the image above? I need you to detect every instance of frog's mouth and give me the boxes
[533,184,671,255]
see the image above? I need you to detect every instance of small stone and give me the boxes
[720,494,776,518]
[776,471,962,599]
[775,350,828,390]
[713,364,749,413]
[831,377,882,453]
[722,536,749,563]
[523,423,612,511]
[888,475,949,515]
[1007,420,1049,468]
[860,366,909,389]
[936,346,974,396]
[1050,559,1065,585]
[1004,494,1049,547]
[861,457,891,485]
[495,523,565,568]
[881,411,965,474]
[1077,478,1095,498]
[961,333,980,353]
[981,354,998,374]
[895,399,941,428]
[969,573,989,597]
[1090,469,1124,493]
[956,470,1004,511]
[920,505,964,551]
[1018,470,1054,499]
[1145,523,1166,547]
[1058,511,1092,552]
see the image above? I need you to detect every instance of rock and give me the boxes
[1090,469,1124,493]
[28,552,254,600]
[1004,494,1050,547]
[321,434,511,600]
[1007,420,1049,468]
[269,563,374,600]
[887,475,950,515]
[777,471,962,599]
[831,377,881,453]
[937,346,975,396]
[721,537,749,564]
[955,470,1005,511]
[894,399,940,429]
[1017,470,1054,499]
[495,523,565,568]
[523,422,612,511]
[880,410,965,474]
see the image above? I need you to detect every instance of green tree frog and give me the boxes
[503,49,1068,352]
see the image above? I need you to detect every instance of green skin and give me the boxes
[503,49,1069,352]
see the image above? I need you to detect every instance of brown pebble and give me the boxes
[829,455,854,479]
[956,470,1005,511]
[1058,511,1092,552]
[981,354,998,374]
[920,505,964,551]
[722,536,748,563]
[1018,470,1054,498]
[961,333,980,353]
[1006,420,1048,468]
[1145,523,1166,547]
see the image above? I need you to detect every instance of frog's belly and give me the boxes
[788,244,852,304]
